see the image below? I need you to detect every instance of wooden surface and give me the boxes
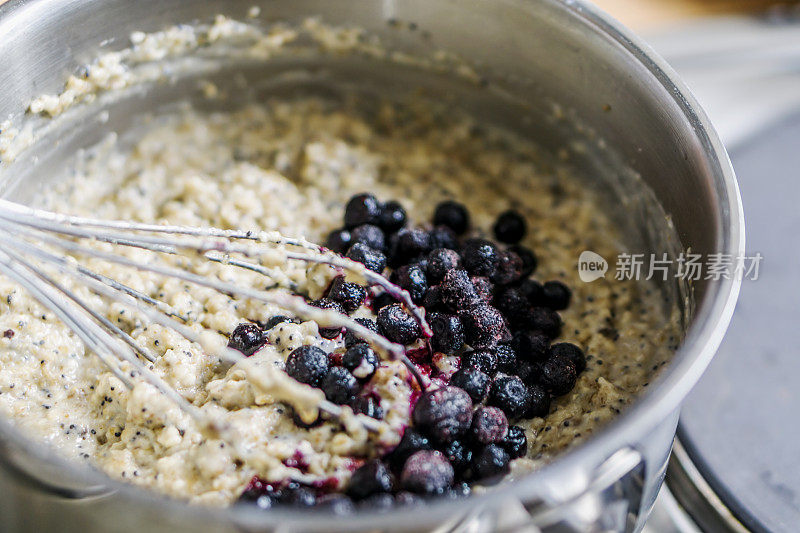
[591,0,789,29]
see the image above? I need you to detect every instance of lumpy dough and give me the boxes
[0,98,681,505]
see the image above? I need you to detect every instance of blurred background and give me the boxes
[592,1,800,532]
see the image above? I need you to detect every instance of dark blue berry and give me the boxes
[470,276,494,305]
[427,249,461,283]
[491,250,523,286]
[470,406,509,446]
[344,193,382,228]
[325,228,352,254]
[517,278,544,305]
[461,350,497,375]
[549,342,586,373]
[488,375,532,419]
[347,459,394,500]
[433,201,470,235]
[429,225,459,250]
[492,210,527,244]
[350,224,386,252]
[421,285,443,311]
[286,345,329,387]
[342,344,380,381]
[315,494,355,514]
[321,366,360,404]
[442,439,473,473]
[327,276,367,314]
[516,360,541,383]
[459,305,511,350]
[400,450,454,495]
[346,243,386,273]
[428,312,465,354]
[471,444,510,482]
[449,367,490,403]
[394,491,422,506]
[344,317,380,348]
[263,315,292,330]
[238,478,280,508]
[311,298,347,339]
[538,355,577,396]
[512,331,549,361]
[370,292,397,312]
[542,280,571,310]
[227,323,266,356]
[351,396,384,419]
[495,286,529,318]
[377,304,422,345]
[280,485,317,507]
[358,493,395,510]
[502,425,528,459]
[412,386,473,443]
[509,245,537,277]
[461,238,499,277]
[524,383,551,418]
[389,228,433,266]
[439,269,482,311]
[377,200,407,232]
[494,343,518,373]
[525,307,562,338]
[388,429,432,469]
[391,264,428,303]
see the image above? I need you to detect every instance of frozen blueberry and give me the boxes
[549,342,586,374]
[388,429,432,469]
[449,367,490,403]
[442,439,473,473]
[412,386,473,443]
[346,243,386,273]
[471,444,510,482]
[470,276,494,305]
[470,406,509,445]
[539,355,577,396]
[351,396,384,419]
[228,323,267,356]
[511,331,549,361]
[321,366,360,404]
[440,269,482,311]
[429,226,459,250]
[491,250,523,286]
[358,493,395,511]
[517,278,544,305]
[516,360,541,384]
[347,459,394,500]
[350,224,386,252]
[391,264,428,303]
[459,305,511,350]
[315,494,355,514]
[433,201,470,235]
[443,481,472,499]
[428,312,465,354]
[378,200,407,232]
[263,315,292,330]
[488,375,532,419]
[394,491,422,506]
[344,317,380,348]
[461,349,497,375]
[542,280,571,310]
[524,383,551,418]
[238,478,279,509]
[427,249,462,283]
[508,245,537,277]
[311,298,348,339]
[421,285,443,311]
[492,210,527,244]
[328,277,367,314]
[325,228,352,254]
[524,307,562,338]
[342,344,380,381]
[389,228,433,266]
[494,343,518,374]
[494,286,529,319]
[286,345,330,387]
[400,450,454,495]
[502,425,528,459]
[280,485,317,507]
[461,238,499,278]
[345,193,382,228]
[377,304,422,345]
[370,292,397,313]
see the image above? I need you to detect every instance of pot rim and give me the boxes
[0,0,744,529]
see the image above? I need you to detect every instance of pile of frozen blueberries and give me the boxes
[229,193,586,512]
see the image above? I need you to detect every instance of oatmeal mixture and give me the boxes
[0,96,681,506]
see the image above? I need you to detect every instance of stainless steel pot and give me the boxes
[0,0,743,531]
